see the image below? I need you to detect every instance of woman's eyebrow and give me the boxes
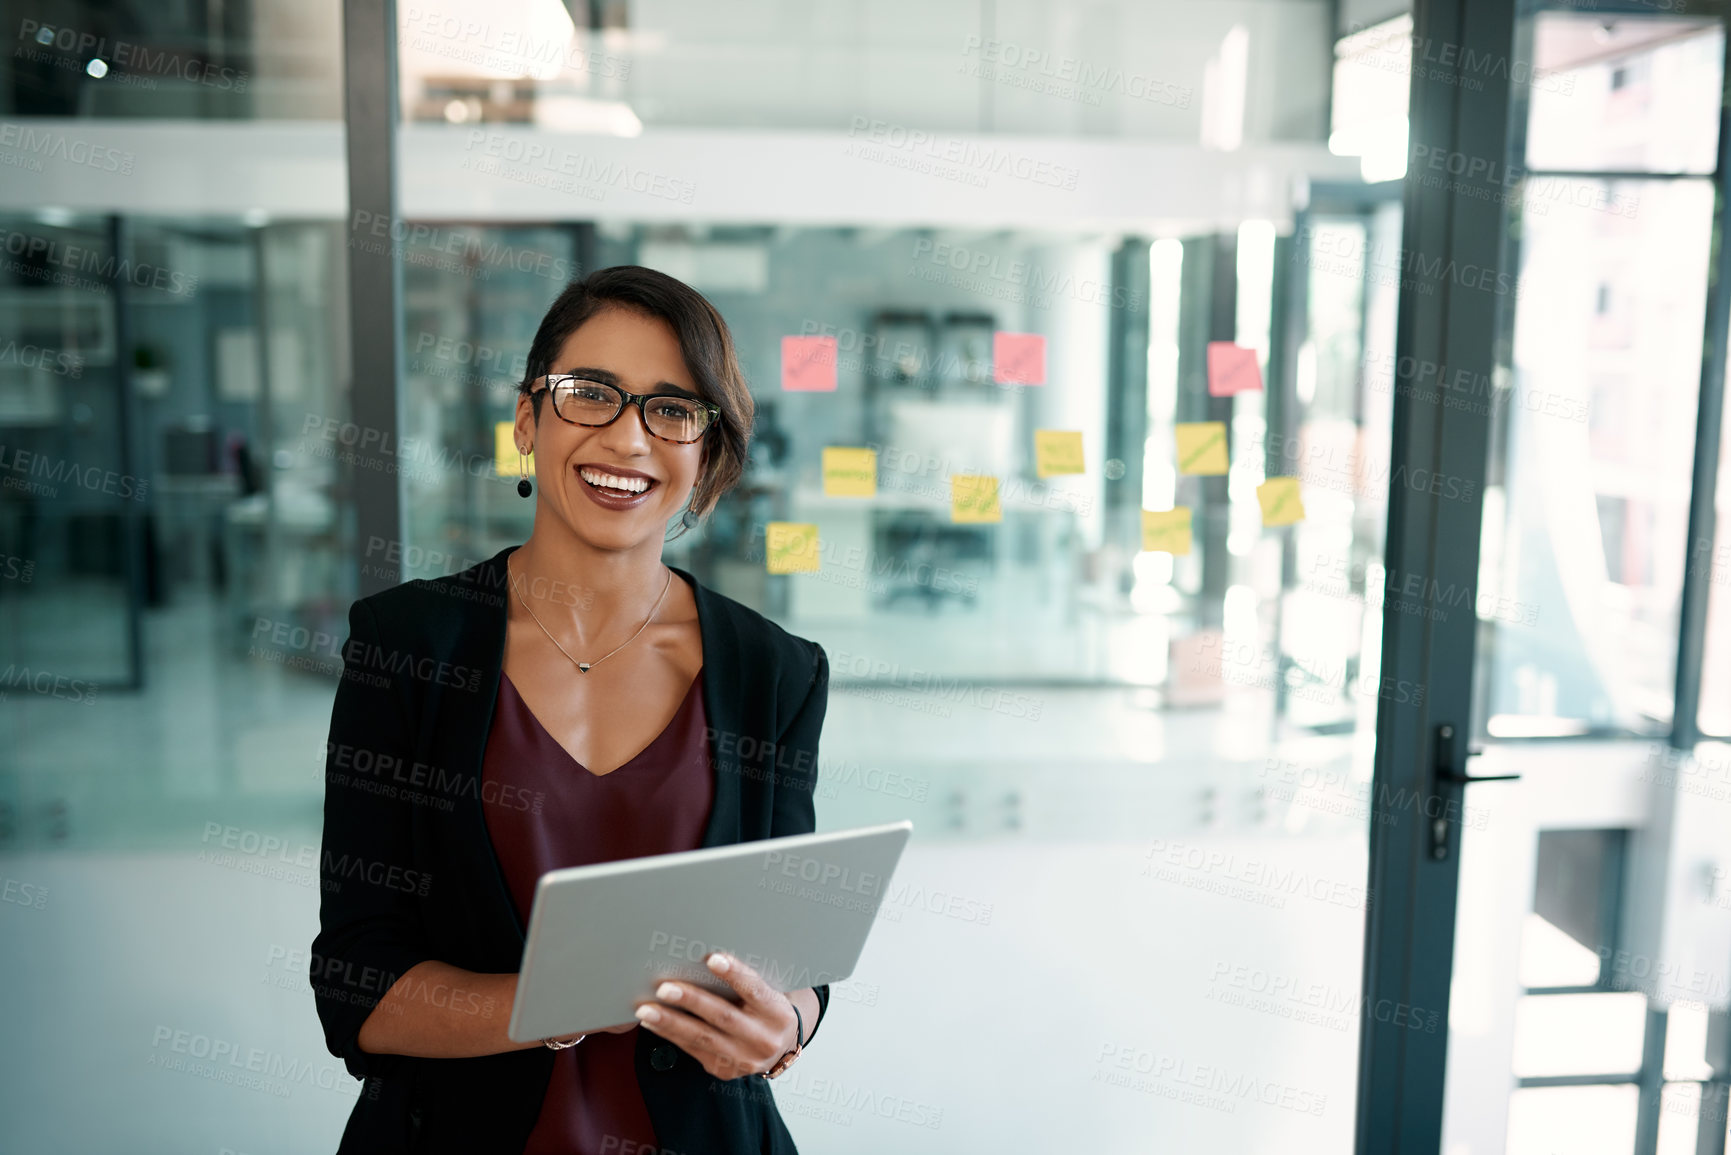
[556,367,699,398]
[557,366,621,385]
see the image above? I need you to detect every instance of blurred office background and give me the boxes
[2,1,1731,1152]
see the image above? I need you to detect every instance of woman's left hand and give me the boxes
[634,952,799,1080]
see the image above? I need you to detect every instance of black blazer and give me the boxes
[310,544,832,1155]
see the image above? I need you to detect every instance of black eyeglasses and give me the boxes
[530,374,720,445]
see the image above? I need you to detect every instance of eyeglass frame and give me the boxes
[526,373,721,445]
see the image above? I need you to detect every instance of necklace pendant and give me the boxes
[578,663,591,673]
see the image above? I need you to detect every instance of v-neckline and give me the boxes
[499,667,703,778]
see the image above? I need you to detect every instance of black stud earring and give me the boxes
[517,446,533,498]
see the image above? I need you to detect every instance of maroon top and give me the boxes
[482,667,714,1155]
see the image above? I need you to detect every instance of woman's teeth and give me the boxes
[579,468,651,494]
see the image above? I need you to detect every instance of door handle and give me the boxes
[1429,724,1520,860]
[1434,725,1520,784]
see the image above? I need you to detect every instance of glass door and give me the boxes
[1440,10,1731,1154]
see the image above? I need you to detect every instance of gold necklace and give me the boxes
[509,557,673,674]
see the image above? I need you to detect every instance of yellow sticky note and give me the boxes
[950,475,1002,523]
[495,421,531,477]
[1257,477,1305,527]
[765,522,820,573]
[822,447,878,497]
[1175,422,1229,476]
[1142,508,1192,555]
[1034,430,1085,478]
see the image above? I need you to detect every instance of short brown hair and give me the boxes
[520,265,753,523]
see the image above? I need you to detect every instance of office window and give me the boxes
[1473,12,1724,738]
[1507,1086,1641,1154]
[1525,16,1721,174]
[1476,175,1710,736]
[1509,830,1650,1155]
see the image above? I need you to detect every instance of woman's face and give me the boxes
[516,306,710,554]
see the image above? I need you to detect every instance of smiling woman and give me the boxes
[311,266,833,1155]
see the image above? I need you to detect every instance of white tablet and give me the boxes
[506,820,913,1043]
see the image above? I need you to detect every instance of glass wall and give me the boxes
[389,227,1385,1147]
[0,1,366,1149]
[0,212,356,844]
[391,18,1400,1143]
[0,212,133,694]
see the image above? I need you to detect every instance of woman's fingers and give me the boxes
[701,952,783,1016]
[634,1000,764,1080]
[632,954,797,1080]
[651,979,758,1041]
[695,953,797,1057]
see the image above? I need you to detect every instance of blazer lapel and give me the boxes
[673,566,744,850]
[440,545,525,955]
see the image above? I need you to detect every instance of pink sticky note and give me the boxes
[1207,342,1263,397]
[781,336,838,392]
[993,331,1046,386]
